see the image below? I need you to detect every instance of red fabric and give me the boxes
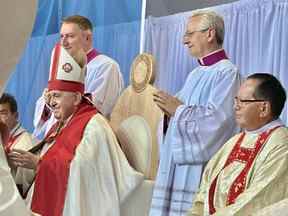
[208,126,281,214]
[48,80,84,94]
[50,43,61,81]
[31,100,97,216]
[86,48,100,63]
[197,49,228,66]
[5,131,25,153]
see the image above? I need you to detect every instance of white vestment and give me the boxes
[150,58,240,216]
[0,134,30,215]
[26,114,143,216]
[187,120,288,216]
[7,123,35,193]
[33,53,124,138]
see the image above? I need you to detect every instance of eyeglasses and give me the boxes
[183,28,209,37]
[234,97,267,105]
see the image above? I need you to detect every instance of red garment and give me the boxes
[31,100,97,216]
[5,131,25,153]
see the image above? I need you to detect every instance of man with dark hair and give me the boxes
[0,93,33,156]
[187,73,288,215]
[0,120,30,215]
[0,93,34,192]
[33,15,124,138]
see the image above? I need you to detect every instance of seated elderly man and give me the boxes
[9,44,142,216]
[187,73,288,216]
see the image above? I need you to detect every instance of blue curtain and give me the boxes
[144,0,288,123]
[5,0,142,132]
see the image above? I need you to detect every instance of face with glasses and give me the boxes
[234,79,270,131]
[183,16,213,58]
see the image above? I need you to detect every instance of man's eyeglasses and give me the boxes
[183,28,209,37]
[234,97,266,105]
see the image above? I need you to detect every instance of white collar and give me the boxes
[245,119,283,134]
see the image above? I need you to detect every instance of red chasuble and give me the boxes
[31,100,97,216]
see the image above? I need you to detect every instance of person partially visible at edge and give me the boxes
[9,44,142,216]
[149,10,240,216]
[0,93,34,193]
[187,73,288,216]
[33,15,124,139]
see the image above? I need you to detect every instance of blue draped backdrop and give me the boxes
[5,0,142,132]
[5,0,288,132]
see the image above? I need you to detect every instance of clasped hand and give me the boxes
[153,90,183,117]
[8,149,40,170]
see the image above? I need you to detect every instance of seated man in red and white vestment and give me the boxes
[187,73,288,216]
[0,93,34,192]
[9,43,143,216]
[0,121,30,215]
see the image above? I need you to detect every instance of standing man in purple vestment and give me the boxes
[33,15,124,138]
[149,10,240,216]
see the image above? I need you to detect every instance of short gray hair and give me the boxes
[190,10,225,45]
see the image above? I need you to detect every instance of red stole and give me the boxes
[5,131,25,153]
[208,126,281,214]
[31,101,97,216]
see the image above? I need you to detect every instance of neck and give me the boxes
[9,122,19,133]
[245,118,282,134]
[199,44,222,58]
[84,45,93,53]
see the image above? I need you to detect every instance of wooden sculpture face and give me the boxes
[131,53,155,93]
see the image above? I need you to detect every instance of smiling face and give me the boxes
[0,103,18,131]
[183,16,215,58]
[60,22,89,57]
[49,90,80,122]
[234,79,272,131]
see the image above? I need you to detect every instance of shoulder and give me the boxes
[269,127,288,144]
[84,114,111,133]
[213,59,238,75]
[88,54,120,68]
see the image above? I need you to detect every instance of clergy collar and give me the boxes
[9,122,20,134]
[197,49,228,66]
[245,119,284,134]
[87,48,100,63]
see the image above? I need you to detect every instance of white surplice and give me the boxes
[150,58,240,216]
[0,135,30,216]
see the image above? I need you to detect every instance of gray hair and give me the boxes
[190,10,225,45]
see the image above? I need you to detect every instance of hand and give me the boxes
[8,149,40,170]
[43,88,52,107]
[153,90,183,117]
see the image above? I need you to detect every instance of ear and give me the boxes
[15,112,19,120]
[259,102,271,118]
[73,92,82,106]
[83,30,92,41]
[207,28,216,43]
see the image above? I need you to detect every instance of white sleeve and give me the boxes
[170,69,240,164]
[86,61,124,117]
